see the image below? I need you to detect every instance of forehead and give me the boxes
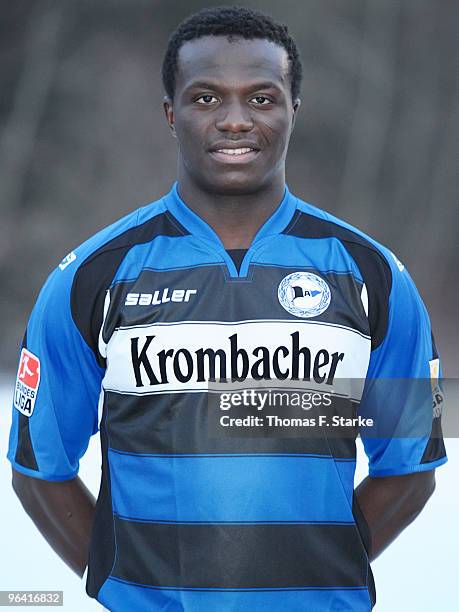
[175,35,290,90]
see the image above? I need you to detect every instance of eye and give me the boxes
[250,95,272,105]
[195,94,219,104]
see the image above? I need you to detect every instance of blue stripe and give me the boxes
[252,234,364,282]
[109,449,356,460]
[113,515,354,525]
[111,255,364,286]
[108,450,356,523]
[107,198,365,285]
[252,262,362,276]
[98,576,372,611]
[111,262,224,286]
[111,235,224,285]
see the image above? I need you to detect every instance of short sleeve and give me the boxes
[359,253,447,477]
[7,263,105,481]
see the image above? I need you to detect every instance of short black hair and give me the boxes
[161,5,302,102]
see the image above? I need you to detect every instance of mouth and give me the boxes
[208,146,260,163]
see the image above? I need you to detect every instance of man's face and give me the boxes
[164,36,300,195]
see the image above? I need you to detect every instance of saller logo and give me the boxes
[125,289,197,306]
[14,348,41,417]
[131,332,344,387]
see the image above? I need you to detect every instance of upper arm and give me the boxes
[359,251,447,477]
[11,466,36,499]
[7,261,105,482]
[367,469,436,498]
[11,465,72,502]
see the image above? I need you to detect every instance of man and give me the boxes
[8,6,446,612]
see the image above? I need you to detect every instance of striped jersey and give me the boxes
[7,183,447,611]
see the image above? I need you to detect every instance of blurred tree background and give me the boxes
[0,0,458,374]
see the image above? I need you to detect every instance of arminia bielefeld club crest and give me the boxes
[278,272,331,318]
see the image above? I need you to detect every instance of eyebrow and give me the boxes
[184,80,283,93]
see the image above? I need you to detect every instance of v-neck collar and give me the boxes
[164,181,297,278]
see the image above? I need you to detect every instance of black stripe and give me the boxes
[284,212,392,350]
[227,248,248,273]
[109,265,369,335]
[71,211,188,366]
[15,414,38,471]
[86,396,116,597]
[105,391,356,459]
[431,332,439,361]
[14,331,38,472]
[421,412,446,464]
[112,517,368,589]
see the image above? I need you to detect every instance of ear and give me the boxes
[290,98,301,132]
[163,96,176,138]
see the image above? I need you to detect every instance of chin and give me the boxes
[202,174,265,196]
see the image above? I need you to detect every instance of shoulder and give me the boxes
[58,196,173,277]
[288,194,403,275]
[34,196,170,312]
[33,195,181,359]
[287,194,413,349]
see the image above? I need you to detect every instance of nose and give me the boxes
[215,99,254,133]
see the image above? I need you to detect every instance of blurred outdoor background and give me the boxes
[0,0,458,376]
[1,2,458,610]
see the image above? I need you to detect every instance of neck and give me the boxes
[176,172,286,249]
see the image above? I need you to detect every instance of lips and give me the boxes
[214,147,256,156]
[209,142,260,163]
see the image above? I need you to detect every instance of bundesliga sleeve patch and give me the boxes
[14,348,41,417]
